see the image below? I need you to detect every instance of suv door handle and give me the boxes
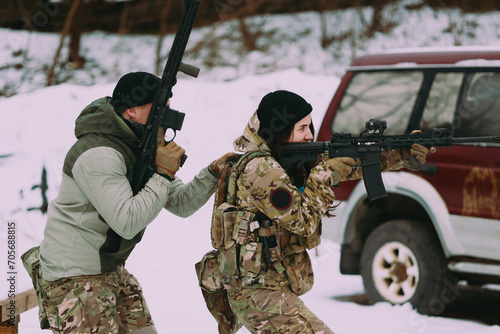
[419,164,439,175]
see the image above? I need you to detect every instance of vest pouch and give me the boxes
[21,246,50,329]
[232,210,254,245]
[285,234,307,254]
[303,221,322,250]
[239,242,263,281]
[211,203,238,249]
[195,250,223,293]
[218,246,241,290]
[282,251,314,296]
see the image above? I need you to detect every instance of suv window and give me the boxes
[419,72,462,133]
[332,71,424,135]
[455,72,500,137]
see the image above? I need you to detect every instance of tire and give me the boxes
[360,219,455,315]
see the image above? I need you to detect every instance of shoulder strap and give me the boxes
[226,151,271,205]
[214,162,234,208]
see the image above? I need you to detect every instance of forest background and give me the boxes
[2,0,500,97]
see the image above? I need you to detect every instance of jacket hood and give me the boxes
[233,112,270,153]
[75,97,137,148]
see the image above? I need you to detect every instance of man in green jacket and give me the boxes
[30,72,236,334]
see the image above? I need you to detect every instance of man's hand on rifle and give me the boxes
[156,127,186,180]
[209,152,242,177]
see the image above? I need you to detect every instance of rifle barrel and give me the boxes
[451,135,500,144]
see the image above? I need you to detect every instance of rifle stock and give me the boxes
[131,0,200,194]
[279,119,500,201]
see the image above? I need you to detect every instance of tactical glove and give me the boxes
[156,128,185,179]
[381,131,435,171]
[209,152,242,177]
[402,144,429,168]
[401,130,435,170]
[326,157,356,182]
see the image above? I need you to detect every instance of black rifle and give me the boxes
[279,119,500,201]
[131,0,201,194]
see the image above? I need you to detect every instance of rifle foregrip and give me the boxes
[178,62,200,78]
[409,154,422,170]
[180,153,188,167]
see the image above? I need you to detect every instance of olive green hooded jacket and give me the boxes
[40,97,218,281]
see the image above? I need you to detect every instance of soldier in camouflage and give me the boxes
[199,90,430,334]
[22,72,238,334]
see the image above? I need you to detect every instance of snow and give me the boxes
[1,2,500,333]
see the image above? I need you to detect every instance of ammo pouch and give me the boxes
[211,202,267,289]
[21,246,50,329]
[211,203,254,250]
[196,250,223,293]
[281,219,322,256]
[304,220,322,249]
[195,250,242,334]
[282,251,314,296]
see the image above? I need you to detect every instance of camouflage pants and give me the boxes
[227,288,335,334]
[41,265,155,334]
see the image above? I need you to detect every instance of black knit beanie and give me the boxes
[257,90,312,139]
[111,72,161,113]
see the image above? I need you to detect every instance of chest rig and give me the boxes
[210,151,321,291]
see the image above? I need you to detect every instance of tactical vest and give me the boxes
[198,151,322,295]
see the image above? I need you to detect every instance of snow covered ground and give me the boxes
[1,2,500,333]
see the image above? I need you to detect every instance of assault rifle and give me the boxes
[279,119,500,201]
[131,0,201,194]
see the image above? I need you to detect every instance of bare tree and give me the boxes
[113,0,131,76]
[46,0,81,86]
[155,0,173,75]
[69,1,88,69]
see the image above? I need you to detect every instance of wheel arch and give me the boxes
[339,172,464,275]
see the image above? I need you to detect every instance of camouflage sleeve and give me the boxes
[380,149,407,171]
[337,149,407,182]
[237,156,339,237]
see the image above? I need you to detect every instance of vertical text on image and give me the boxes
[6,221,17,325]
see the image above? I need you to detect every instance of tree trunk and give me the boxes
[155,0,173,75]
[69,1,86,69]
[46,0,81,86]
[113,0,131,76]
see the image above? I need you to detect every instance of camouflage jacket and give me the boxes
[230,113,356,291]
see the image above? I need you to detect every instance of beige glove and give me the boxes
[382,131,436,171]
[209,152,242,177]
[156,128,185,179]
[401,130,435,170]
[402,144,429,167]
[326,157,356,182]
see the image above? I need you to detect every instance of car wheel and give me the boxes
[360,219,454,315]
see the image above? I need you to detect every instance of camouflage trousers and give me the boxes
[227,288,335,334]
[41,265,155,334]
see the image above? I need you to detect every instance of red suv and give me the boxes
[317,47,500,315]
